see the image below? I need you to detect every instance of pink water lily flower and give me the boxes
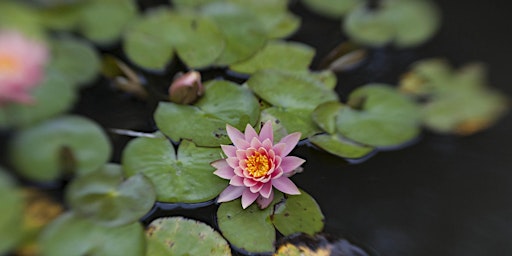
[212,121,305,209]
[0,30,48,104]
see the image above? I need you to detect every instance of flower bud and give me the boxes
[168,71,204,104]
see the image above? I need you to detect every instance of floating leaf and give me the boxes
[271,189,324,236]
[0,169,23,254]
[336,84,421,147]
[309,134,374,159]
[275,233,370,256]
[343,4,394,47]
[217,194,283,253]
[0,70,76,128]
[38,3,83,31]
[146,217,231,256]
[0,1,46,39]
[302,0,363,18]
[155,80,260,147]
[40,212,146,256]
[50,36,101,86]
[10,115,112,181]
[200,2,267,65]
[261,107,320,140]
[312,101,344,134]
[230,40,315,74]
[122,134,226,203]
[66,164,156,227]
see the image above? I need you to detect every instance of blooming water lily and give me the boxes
[212,121,305,209]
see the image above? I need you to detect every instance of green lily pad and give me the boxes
[309,133,374,159]
[40,212,146,256]
[50,37,100,87]
[0,69,76,128]
[122,134,227,203]
[146,217,231,256]
[0,2,46,40]
[200,2,267,65]
[230,40,315,74]
[260,107,320,140]
[155,80,260,147]
[247,70,339,110]
[38,3,83,31]
[217,193,284,253]
[272,189,324,236]
[0,169,23,254]
[343,4,395,47]
[77,0,137,44]
[336,84,421,147]
[302,0,363,18]
[66,164,156,227]
[312,101,344,134]
[10,115,112,181]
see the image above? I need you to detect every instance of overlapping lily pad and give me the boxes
[9,115,112,181]
[0,169,23,254]
[344,0,440,47]
[40,212,146,256]
[146,217,231,255]
[335,84,421,147]
[302,0,363,18]
[217,189,324,254]
[122,133,226,203]
[230,40,315,74]
[154,80,260,146]
[260,107,320,140]
[66,164,155,227]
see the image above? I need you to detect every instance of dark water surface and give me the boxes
[2,0,511,255]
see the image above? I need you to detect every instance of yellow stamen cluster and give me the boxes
[0,55,19,75]
[246,152,270,178]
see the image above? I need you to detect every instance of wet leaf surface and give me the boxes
[146,217,231,256]
[122,134,227,203]
[309,133,374,159]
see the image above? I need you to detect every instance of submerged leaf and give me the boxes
[146,217,231,256]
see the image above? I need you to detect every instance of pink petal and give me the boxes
[257,190,274,209]
[259,121,273,143]
[272,177,300,195]
[261,138,273,151]
[241,189,259,209]
[260,182,272,198]
[212,161,234,179]
[280,156,305,174]
[232,137,250,150]
[244,124,258,142]
[249,182,264,193]
[217,185,244,203]
[226,157,239,169]
[243,178,257,187]
[226,124,244,143]
[229,176,244,186]
[234,167,244,176]
[276,132,301,156]
[221,145,237,157]
[249,137,262,149]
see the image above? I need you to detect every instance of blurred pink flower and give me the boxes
[212,121,305,209]
[0,30,48,104]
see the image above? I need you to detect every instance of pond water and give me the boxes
[2,0,511,255]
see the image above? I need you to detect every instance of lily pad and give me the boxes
[50,37,101,87]
[10,115,112,181]
[0,169,23,254]
[230,40,315,74]
[122,134,227,203]
[312,101,344,134]
[217,193,283,253]
[302,0,363,18]
[146,217,231,256]
[260,107,320,140]
[309,134,374,159]
[155,80,260,147]
[336,84,421,147]
[343,4,395,47]
[66,164,156,227]
[200,2,267,65]
[40,212,146,256]
[0,2,46,40]
[0,69,76,128]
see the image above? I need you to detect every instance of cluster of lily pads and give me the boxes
[0,0,508,255]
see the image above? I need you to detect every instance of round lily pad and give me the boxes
[0,1,46,40]
[309,133,374,159]
[229,40,315,74]
[271,189,325,236]
[66,164,156,227]
[40,212,146,256]
[343,4,395,47]
[336,84,421,147]
[10,115,112,181]
[0,69,76,128]
[260,107,320,140]
[146,217,231,256]
[155,80,260,147]
[0,169,23,254]
[302,0,363,18]
[122,134,227,203]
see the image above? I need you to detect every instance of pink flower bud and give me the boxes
[168,71,204,105]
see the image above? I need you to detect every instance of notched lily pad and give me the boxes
[9,115,112,181]
[66,164,156,227]
[146,217,231,256]
[155,80,260,147]
[336,84,421,147]
[40,212,146,256]
[122,134,226,203]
